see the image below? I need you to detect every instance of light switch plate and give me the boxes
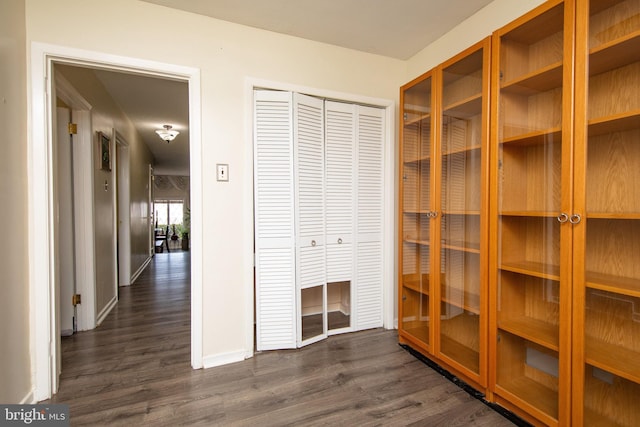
[216,163,229,181]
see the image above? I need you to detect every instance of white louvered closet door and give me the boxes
[324,101,356,333]
[254,90,296,350]
[293,93,327,347]
[355,105,385,330]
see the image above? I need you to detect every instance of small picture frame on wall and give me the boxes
[98,131,111,171]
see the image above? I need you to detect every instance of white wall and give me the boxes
[0,0,31,404]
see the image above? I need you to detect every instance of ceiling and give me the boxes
[93,69,190,176]
[142,0,494,60]
[89,0,495,176]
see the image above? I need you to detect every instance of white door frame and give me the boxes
[115,131,132,287]
[54,75,96,335]
[29,42,204,401]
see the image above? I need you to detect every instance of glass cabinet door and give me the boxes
[576,0,640,425]
[400,74,434,348]
[437,40,489,379]
[491,1,572,424]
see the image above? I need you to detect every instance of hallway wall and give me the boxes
[0,0,31,404]
[55,65,155,315]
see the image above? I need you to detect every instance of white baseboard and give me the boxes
[202,350,249,369]
[130,256,152,284]
[96,296,118,326]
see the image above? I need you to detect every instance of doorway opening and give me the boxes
[29,43,203,401]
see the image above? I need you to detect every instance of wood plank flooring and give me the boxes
[46,252,515,426]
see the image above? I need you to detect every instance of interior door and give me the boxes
[56,106,76,337]
[294,93,327,347]
[324,100,355,334]
[254,90,297,351]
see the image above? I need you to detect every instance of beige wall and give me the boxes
[0,0,31,403]
[25,0,407,362]
[405,0,547,81]
[20,0,549,389]
[55,65,154,315]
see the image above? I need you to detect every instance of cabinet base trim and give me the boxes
[400,344,531,427]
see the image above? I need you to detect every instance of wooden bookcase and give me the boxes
[489,0,640,425]
[399,1,638,424]
[489,1,574,425]
[572,0,640,425]
[399,38,490,391]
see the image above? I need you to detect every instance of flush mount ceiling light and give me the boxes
[155,124,179,143]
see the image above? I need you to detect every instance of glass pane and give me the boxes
[168,202,184,226]
[494,3,565,420]
[582,0,640,424]
[155,202,168,228]
[439,47,484,374]
[327,281,350,331]
[401,75,432,346]
[301,286,325,342]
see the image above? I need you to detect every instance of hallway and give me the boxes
[46,252,515,426]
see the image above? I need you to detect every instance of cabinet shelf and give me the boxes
[403,326,430,344]
[443,210,481,216]
[404,111,431,126]
[497,376,558,423]
[501,127,562,146]
[403,280,429,296]
[586,337,640,384]
[403,209,431,215]
[586,271,640,299]
[499,211,559,218]
[501,61,563,96]
[588,110,640,137]
[403,155,431,165]
[590,30,640,76]
[442,287,480,314]
[442,241,480,254]
[587,212,640,220]
[498,315,559,351]
[442,144,481,157]
[404,237,430,246]
[443,93,482,118]
[500,261,560,281]
[440,332,480,373]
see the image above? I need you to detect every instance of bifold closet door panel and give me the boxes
[325,101,356,283]
[294,93,327,346]
[254,90,297,351]
[355,105,385,330]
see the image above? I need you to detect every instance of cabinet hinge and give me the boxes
[68,123,78,135]
[72,294,81,306]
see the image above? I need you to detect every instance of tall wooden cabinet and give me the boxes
[399,38,491,390]
[400,0,639,425]
[572,0,640,425]
[489,1,575,425]
[489,0,640,425]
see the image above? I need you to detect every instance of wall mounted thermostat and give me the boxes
[216,164,229,181]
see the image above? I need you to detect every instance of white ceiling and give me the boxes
[93,69,190,176]
[142,0,495,60]
[87,0,496,176]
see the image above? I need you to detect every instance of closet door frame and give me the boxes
[248,80,395,354]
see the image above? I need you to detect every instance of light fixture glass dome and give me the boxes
[156,124,179,142]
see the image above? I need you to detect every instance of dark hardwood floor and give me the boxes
[46,252,515,426]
